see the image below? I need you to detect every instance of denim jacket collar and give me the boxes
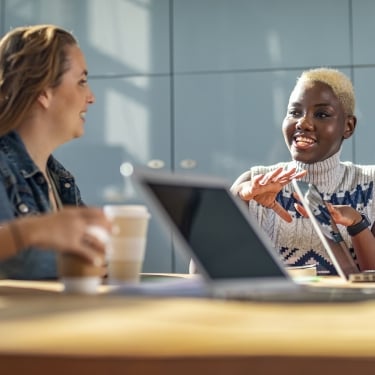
[0,131,40,179]
[0,130,74,180]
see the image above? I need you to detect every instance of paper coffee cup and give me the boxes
[58,253,105,294]
[104,205,150,284]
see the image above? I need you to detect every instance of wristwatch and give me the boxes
[347,214,371,236]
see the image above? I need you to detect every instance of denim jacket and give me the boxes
[0,131,84,279]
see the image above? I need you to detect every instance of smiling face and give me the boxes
[46,44,95,143]
[282,81,356,164]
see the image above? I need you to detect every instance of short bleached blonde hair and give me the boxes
[296,67,355,116]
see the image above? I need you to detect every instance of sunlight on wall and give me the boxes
[267,30,282,65]
[88,0,151,72]
[105,83,150,163]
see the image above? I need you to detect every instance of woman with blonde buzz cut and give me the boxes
[231,67,375,276]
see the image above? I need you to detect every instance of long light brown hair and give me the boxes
[0,24,78,136]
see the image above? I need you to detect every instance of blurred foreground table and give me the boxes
[1,276,375,375]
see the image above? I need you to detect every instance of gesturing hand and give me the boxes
[294,197,362,228]
[325,203,362,227]
[236,167,307,223]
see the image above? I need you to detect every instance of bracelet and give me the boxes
[347,214,371,236]
[8,221,25,253]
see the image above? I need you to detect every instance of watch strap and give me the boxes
[347,214,371,236]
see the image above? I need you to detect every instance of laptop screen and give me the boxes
[292,180,359,279]
[146,181,286,280]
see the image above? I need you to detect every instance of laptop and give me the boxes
[131,168,375,302]
[292,179,375,283]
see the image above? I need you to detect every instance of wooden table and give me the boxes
[2,276,375,375]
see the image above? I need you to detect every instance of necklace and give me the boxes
[46,169,63,211]
[45,170,53,192]
[46,169,57,210]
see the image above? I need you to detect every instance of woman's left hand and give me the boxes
[294,198,362,227]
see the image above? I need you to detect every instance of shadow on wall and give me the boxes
[54,143,128,206]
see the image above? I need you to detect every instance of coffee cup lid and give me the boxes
[104,204,150,218]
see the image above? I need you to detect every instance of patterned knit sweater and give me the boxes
[245,151,375,275]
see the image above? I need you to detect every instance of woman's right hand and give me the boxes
[20,206,112,266]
